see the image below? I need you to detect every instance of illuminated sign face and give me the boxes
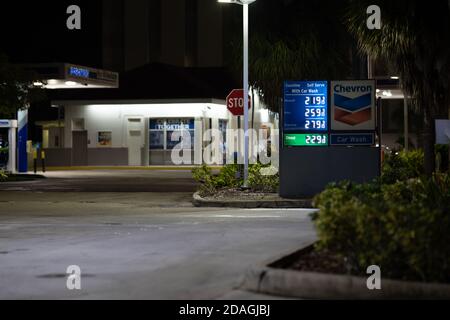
[283,81,328,132]
[0,120,11,128]
[150,119,194,131]
[0,120,17,128]
[284,133,328,147]
[69,66,90,78]
[331,80,376,130]
[330,133,374,146]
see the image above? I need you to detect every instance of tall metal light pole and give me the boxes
[218,0,256,187]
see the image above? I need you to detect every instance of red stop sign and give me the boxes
[226,89,251,116]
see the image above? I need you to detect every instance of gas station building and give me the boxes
[40,63,277,167]
[4,60,422,171]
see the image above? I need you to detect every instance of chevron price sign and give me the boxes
[331,80,376,131]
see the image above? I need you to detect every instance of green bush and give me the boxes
[0,170,7,182]
[435,144,449,173]
[214,164,242,189]
[192,164,218,196]
[192,164,242,196]
[312,174,450,283]
[381,149,424,184]
[192,163,279,195]
[248,163,279,193]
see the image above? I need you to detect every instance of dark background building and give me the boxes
[1,0,229,71]
[2,1,390,148]
[102,0,225,71]
[0,0,235,142]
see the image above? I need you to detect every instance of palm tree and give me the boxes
[345,0,450,175]
[226,0,354,113]
[0,52,44,118]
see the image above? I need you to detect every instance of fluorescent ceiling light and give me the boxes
[33,81,43,87]
[390,76,399,80]
[218,0,256,4]
[65,81,78,86]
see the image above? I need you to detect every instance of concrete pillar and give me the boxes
[7,120,18,174]
[17,109,28,172]
[194,117,203,164]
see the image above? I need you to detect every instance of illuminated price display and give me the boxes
[284,134,328,147]
[283,81,328,132]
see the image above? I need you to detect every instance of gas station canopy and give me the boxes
[25,63,119,89]
[375,78,405,99]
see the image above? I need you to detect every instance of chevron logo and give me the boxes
[334,93,372,126]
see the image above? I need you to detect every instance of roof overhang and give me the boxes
[35,120,64,128]
[51,98,226,107]
[375,78,407,99]
[25,63,119,89]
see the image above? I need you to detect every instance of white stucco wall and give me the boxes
[64,103,230,149]
[61,94,278,165]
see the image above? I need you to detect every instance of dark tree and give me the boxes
[346,0,450,175]
[0,53,44,119]
[226,0,354,113]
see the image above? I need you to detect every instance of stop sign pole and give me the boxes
[226,89,251,183]
[242,2,250,188]
[219,0,255,189]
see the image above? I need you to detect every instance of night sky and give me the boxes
[0,1,102,67]
[0,0,352,69]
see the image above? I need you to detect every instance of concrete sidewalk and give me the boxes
[0,170,199,192]
[43,166,221,171]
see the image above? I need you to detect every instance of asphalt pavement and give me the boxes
[0,170,316,300]
[0,170,199,192]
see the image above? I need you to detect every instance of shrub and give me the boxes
[192,163,279,195]
[192,164,242,196]
[248,163,279,193]
[312,174,450,283]
[191,164,211,183]
[192,164,217,196]
[0,169,7,182]
[214,164,242,189]
[381,149,424,184]
[435,144,449,173]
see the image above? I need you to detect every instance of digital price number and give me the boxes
[284,134,328,147]
[305,96,326,106]
[284,81,328,132]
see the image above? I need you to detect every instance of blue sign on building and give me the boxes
[69,66,90,78]
[330,133,375,146]
[149,119,194,130]
[283,81,328,132]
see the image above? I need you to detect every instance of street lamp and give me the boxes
[218,0,256,187]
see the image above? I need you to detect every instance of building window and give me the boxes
[219,119,228,144]
[98,131,112,147]
[149,119,165,150]
[149,118,194,150]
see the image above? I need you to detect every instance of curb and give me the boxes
[192,192,313,209]
[238,247,450,300]
[44,166,222,172]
